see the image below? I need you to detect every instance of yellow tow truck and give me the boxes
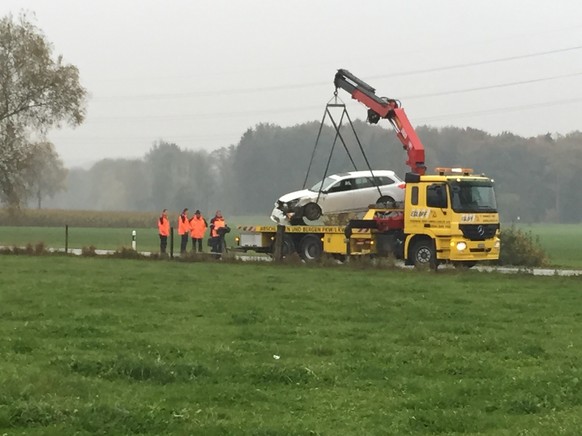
[236,167,499,268]
[235,70,500,268]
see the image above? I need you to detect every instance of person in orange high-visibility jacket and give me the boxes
[177,208,190,254]
[157,209,170,254]
[209,210,229,254]
[189,210,208,253]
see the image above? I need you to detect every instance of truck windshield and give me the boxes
[310,176,337,192]
[449,180,497,213]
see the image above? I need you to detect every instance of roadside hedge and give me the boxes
[498,226,549,267]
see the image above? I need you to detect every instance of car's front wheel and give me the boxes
[303,202,322,221]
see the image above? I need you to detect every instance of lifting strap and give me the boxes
[302,93,384,202]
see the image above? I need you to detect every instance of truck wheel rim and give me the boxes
[417,247,431,263]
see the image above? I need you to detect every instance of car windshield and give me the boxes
[449,180,497,213]
[309,176,337,192]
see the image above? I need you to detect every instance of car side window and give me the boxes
[354,177,374,189]
[375,176,394,186]
[328,179,354,193]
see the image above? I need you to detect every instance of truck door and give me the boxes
[425,183,450,234]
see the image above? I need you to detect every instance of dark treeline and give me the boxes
[44,121,582,223]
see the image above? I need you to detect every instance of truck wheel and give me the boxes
[303,203,322,221]
[411,239,437,269]
[376,196,395,207]
[281,235,295,257]
[299,235,323,261]
[270,235,295,258]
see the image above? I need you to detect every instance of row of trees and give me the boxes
[44,122,582,224]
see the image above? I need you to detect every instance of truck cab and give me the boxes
[403,168,500,267]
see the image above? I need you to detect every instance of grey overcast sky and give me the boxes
[2,0,582,167]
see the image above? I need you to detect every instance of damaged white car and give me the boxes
[271,170,405,224]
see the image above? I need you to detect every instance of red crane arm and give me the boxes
[334,69,426,175]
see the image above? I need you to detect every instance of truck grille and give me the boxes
[459,224,499,241]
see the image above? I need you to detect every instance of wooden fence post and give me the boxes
[273,224,285,261]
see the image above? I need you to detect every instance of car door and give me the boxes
[351,176,379,209]
[321,178,356,213]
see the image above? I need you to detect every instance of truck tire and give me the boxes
[303,203,322,221]
[270,235,295,258]
[411,239,437,270]
[281,235,295,257]
[299,235,323,261]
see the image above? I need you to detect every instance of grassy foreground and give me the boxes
[1,256,581,435]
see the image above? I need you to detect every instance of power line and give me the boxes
[401,71,582,99]
[92,44,582,102]
[416,96,582,122]
[84,68,582,123]
[53,95,582,146]
[83,105,322,122]
[367,45,582,79]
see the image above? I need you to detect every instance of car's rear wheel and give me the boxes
[376,196,395,207]
[303,202,322,221]
[299,235,323,261]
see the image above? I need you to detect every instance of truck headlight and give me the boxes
[494,240,501,249]
[456,242,467,251]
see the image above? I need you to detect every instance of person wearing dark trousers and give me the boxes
[177,208,190,254]
[157,209,170,254]
[189,210,208,252]
[209,210,229,255]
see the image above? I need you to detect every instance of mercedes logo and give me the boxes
[477,225,485,237]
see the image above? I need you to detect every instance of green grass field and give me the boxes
[0,216,272,254]
[514,224,582,268]
[1,221,581,268]
[1,256,581,434]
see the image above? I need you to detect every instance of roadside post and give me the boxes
[170,227,174,259]
[273,224,285,261]
[65,225,69,254]
[132,230,136,250]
